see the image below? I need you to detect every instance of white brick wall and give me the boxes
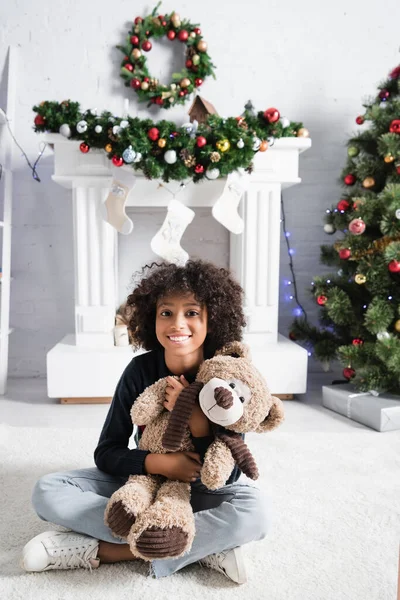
[1,0,399,377]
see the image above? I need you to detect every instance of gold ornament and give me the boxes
[384,154,395,163]
[152,17,161,27]
[134,25,140,33]
[216,139,230,152]
[180,77,191,88]
[197,40,208,52]
[395,320,400,333]
[141,81,149,91]
[158,138,167,148]
[297,128,310,137]
[105,143,113,153]
[259,140,268,152]
[363,176,375,188]
[170,83,177,90]
[355,274,366,284]
[170,12,181,27]
[149,78,159,91]
[131,48,142,60]
[210,151,221,162]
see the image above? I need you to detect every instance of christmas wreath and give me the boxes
[33,100,308,183]
[119,3,216,109]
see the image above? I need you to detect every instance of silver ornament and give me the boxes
[237,138,244,149]
[120,120,129,129]
[122,146,136,163]
[252,137,261,151]
[280,116,290,128]
[324,223,336,234]
[164,150,177,164]
[205,168,220,180]
[59,124,71,138]
[90,108,98,116]
[395,208,400,219]
[377,331,390,341]
[94,125,102,133]
[379,102,387,109]
[133,152,142,163]
[267,136,275,147]
[112,125,122,136]
[76,120,88,134]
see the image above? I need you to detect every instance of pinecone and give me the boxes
[184,156,196,167]
[238,119,248,130]
[149,78,159,91]
[108,127,118,142]
[186,46,197,59]
[210,151,221,163]
[180,148,191,161]
[245,163,254,174]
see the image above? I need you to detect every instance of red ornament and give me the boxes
[196,136,207,148]
[186,59,193,68]
[178,30,189,42]
[179,90,185,97]
[112,155,124,167]
[379,89,390,100]
[124,63,134,72]
[143,77,150,82]
[356,116,364,125]
[337,199,351,211]
[343,367,356,380]
[339,248,351,260]
[317,295,328,306]
[130,35,139,45]
[195,78,203,87]
[396,164,400,175]
[34,114,45,126]
[344,174,356,185]
[388,260,400,273]
[389,65,400,80]
[263,107,280,123]
[389,120,400,134]
[162,20,167,26]
[194,27,201,34]
[142,40,152,52]
[349,218,366,235]
[194,164,205,174]
[155,97,163,105]
[134,17,143,24]
[167,30,176,40]
[130,78,141,89]
[79,142,89,153]
[352,338,364,346]
[148,127,160,141]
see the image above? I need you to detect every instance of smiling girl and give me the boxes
[22,259,272,584]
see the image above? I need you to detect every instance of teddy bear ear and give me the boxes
[215,341,251,360]
[256,396,285,432]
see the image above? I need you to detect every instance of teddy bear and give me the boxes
[104,341,284,562]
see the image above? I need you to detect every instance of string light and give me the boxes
[0,107,44,181]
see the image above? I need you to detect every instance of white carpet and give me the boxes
[0,423,399,600]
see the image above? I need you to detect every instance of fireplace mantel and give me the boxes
[45,133,311,399]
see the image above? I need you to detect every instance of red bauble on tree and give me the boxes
[379,89,390,100]
[112,155,124,167]
[186,59,193,68]
[148,127,160,141]
[389,65,400,80]
[195,78,203,87]
[154,97,163,105]
[337,199,351,211]
[142,40,152,52]
[79,142,89,153]
[134,17,143,24]
[388,260,400,273]
[263,107,280,123]
[344,174,356,185]
[34,114,45,126]
[396,164,400,175]
[178,30,189,41]
[130,35,139,45]
[339,248,351,260]
[194,164,204,174]
[124,63,134,72]
[352,338,364,346]
[349,218,366,235]
[389,120,400,134]
[356,116,364,125]
[196,136,207,147]
[167,30,176,40]
[194,27,201,34]
[317,295,328,306]
[343,367,356,380]
[130,78,141,89]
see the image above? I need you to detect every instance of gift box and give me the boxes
[322,384,400,432]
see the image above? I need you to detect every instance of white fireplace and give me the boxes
[45,134,311,400]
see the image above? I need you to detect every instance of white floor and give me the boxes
[1,370,371,433]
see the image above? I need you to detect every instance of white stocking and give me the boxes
[151,198,195,266]
[100,166,136,235]
[211,170,250,234]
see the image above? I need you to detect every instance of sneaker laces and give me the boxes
[199,552,227,575]
[47,538,99,572]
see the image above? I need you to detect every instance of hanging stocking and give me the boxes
[211,170,250,234]
[100,166,136,235]
[151,198,195,266]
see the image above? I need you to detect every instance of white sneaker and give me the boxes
[21,530,100,572]
[199,546,247,584]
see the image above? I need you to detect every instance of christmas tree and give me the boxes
[291,63,400,394]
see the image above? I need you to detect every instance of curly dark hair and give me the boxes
[126,259,246,357]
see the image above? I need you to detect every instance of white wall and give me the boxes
[1,0,399,377]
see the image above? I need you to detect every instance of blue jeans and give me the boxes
[31,467,272,578]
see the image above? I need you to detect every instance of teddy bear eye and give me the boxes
[229,382,236,389]
[239,396,245,403]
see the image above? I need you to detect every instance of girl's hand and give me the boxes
[145,451,202,482]
[164,375,190,412]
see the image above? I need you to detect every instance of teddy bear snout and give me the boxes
[214,386,234,409]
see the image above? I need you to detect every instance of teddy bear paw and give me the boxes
[135,525,189,559]
[106,499,137,539]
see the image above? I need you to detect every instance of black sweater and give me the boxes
[94,348,241,485]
